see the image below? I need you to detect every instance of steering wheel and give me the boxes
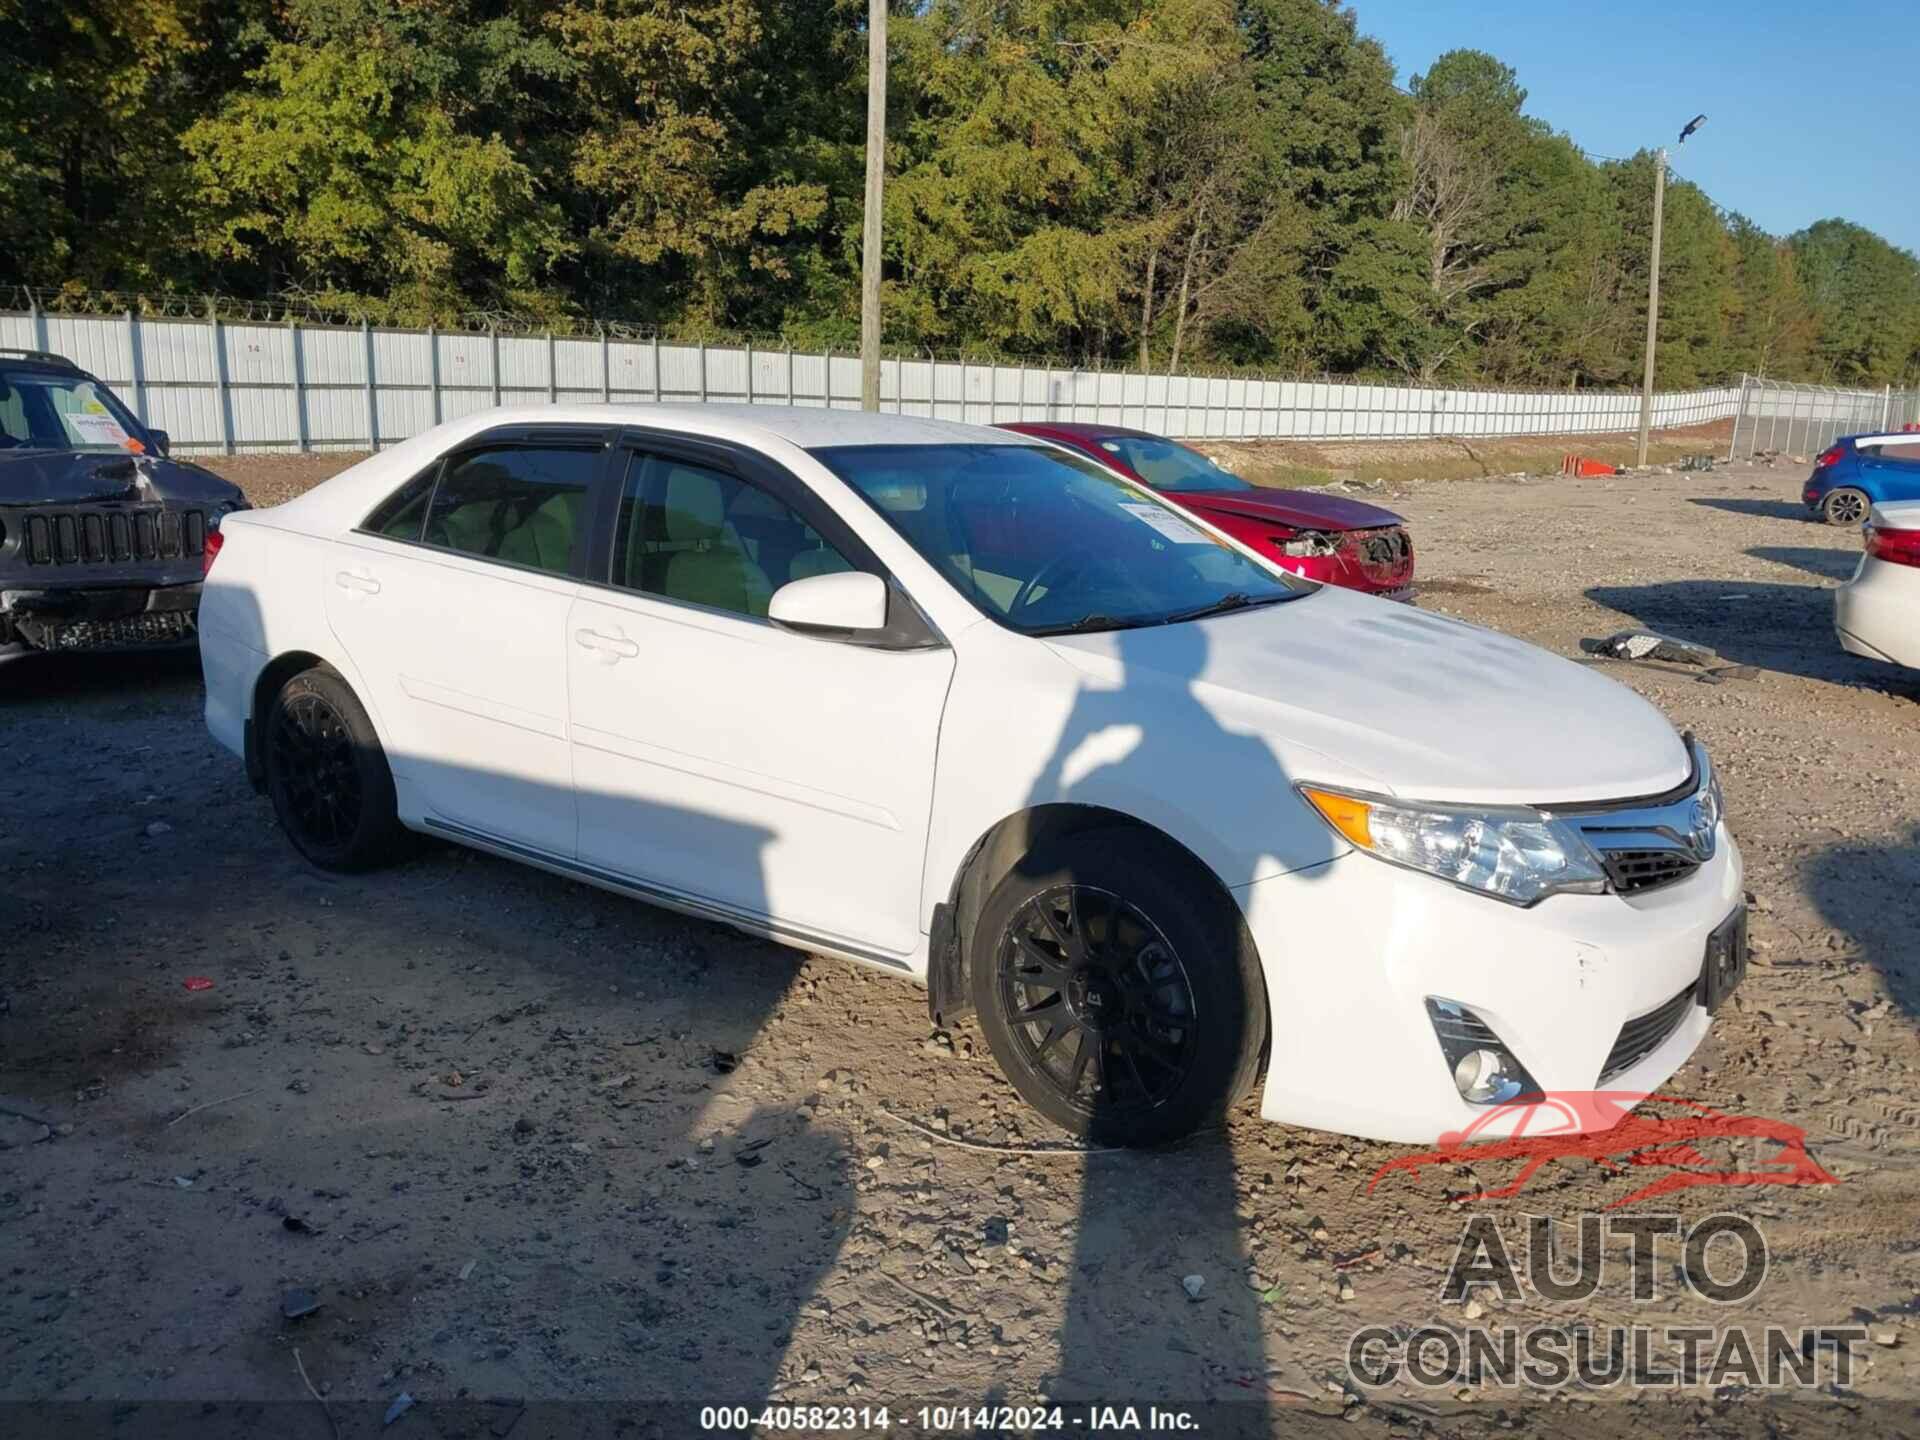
[1010,552,1125,616]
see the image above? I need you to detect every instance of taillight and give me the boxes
[1814,446,1846,469]
[202,527,224,577]
[1864,524,1920,568]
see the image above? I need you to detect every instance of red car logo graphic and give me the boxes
[1369,1092,1840,1209]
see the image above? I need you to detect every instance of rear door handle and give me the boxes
[334,570,381,595]
[574,628,639,661]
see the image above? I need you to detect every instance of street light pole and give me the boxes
[1634,146,1667,467]
[859,0,888,412]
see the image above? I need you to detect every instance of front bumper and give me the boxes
[0,582,202,661]
[1235,825,1744,1144]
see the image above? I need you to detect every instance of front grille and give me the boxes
[1599,983,1697,1082]
[12,609,197,652]
[1601,847,1702,895]
[18,506,206,567]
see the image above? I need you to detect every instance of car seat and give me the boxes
[640,467,774,616]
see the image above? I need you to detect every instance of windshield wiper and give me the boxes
[1029,613,1133,636]
[1160,591,1294,625]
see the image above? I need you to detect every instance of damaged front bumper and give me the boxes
[0,582,202,661]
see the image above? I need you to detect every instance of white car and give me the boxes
[199,406,1745,1145]
[1835,498,1920,671]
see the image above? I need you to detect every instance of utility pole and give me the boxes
[1634,147,1667,467]
[859,0,887,412]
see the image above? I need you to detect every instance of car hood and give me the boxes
[1042,588,1690,807]
[1170,487,1403,532]
[0,449,242,507]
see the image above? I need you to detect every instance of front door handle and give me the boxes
[334,570,381,595]
[574,628,639,661]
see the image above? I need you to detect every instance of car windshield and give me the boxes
[0,369,145,452]
[812,442,1306,635]
[1095,434,1254,492]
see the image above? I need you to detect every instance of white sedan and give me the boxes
[1835,498,1920,671]
[199,406,1744,1145]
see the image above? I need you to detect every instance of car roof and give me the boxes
[0,356,91,379]
[668,404,1045,450]
[247,403,1054,531]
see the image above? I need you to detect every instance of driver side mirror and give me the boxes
[148,428,171,455]
[768,570,889,636]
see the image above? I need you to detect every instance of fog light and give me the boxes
[1452,1048,1524,1104]
[1425,997,1541,1106]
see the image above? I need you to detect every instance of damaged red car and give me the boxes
[999,422,1414,598]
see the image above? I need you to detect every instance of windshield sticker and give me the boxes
[67,412,131,447]
[1118,501,1212,545]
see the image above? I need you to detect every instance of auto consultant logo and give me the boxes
[1366,1091,1839,1210]
[1348,1214,1871,1391]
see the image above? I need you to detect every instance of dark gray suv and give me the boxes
[0,349,247,663]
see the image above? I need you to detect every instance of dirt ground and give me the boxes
[3,445,1918,1438]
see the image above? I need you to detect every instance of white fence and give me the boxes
[1727,375,1920,461]
[3,306,1748,456]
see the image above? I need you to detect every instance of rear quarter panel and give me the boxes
[199,515,383,760]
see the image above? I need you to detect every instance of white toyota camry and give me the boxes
[199,406,1745,1145]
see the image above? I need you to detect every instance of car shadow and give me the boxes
[0,645,201,702]
[1585,579,1903,688]
[1688,497,1813,523]
[1803,825,1920,1021]
[1,584,858,1425]
[1746,546,1862,581]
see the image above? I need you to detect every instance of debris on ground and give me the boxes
[1679,453,1716,471]
[710,1050,739,1074]
[183,976,215,992]
[1561,454,1623,477]
[1182,1274,1206,1300]
[383,1391,416,1426]
[281,1287,322,1321]
[1580,630,1715,665]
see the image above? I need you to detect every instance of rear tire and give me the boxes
[1823,487,1870,526]
[263,665,408,872]
[970,828,1267,1147]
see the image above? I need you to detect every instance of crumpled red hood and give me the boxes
[1172,487,1403,532]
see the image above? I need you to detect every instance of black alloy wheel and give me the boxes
[262,666,408,871]
[970,828,1267,1146]
[996,884,1201,1120]
[269,688,365,852]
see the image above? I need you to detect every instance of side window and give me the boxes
[362,464,439,542]
[422,445,599,576]
[609,454,853,619]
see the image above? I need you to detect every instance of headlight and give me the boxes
[1275,530,1337,558]
[1299,785,1609,906]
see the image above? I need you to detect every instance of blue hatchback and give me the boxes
[1803,432,1920,525]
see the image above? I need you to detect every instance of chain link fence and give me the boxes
[5,292,1743,457]
[1726,375,1920,462]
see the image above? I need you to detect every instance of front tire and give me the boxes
[263,665,408,872]
[1823,487,1870,526]
[970,829,1267,1146]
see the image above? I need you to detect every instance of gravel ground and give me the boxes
[2,452,1917,1437]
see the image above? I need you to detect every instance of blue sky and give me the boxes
[1355,0,1919,253]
